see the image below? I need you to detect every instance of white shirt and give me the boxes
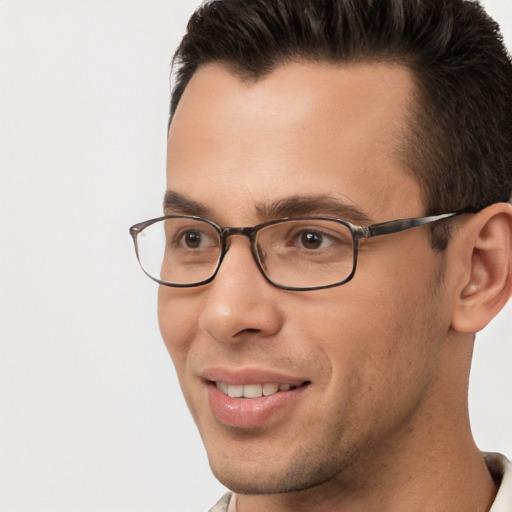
[486,452,512,511]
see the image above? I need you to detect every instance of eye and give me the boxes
[177,228,219,250]
[257,219,353,260]
[293,228,341,250]
[183,230,203,248]
[299,230,325,250]
[165,219,220,251]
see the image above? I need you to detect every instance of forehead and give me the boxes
[167,61,422,222]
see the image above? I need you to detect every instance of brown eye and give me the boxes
[184,230,202,248]
[300,231,323,249]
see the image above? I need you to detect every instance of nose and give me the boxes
[198,236,284,344]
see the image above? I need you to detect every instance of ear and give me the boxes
[451,202,512,333]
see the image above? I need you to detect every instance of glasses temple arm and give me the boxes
[363,211,465,239]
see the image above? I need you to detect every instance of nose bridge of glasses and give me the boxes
[221,226,257,242]
[216,226,267,282]
[219,226,263,272]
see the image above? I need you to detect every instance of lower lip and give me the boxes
[207,383,307,429]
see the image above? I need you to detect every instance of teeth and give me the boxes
[216,382,296,399]
[263,383,279,396]
[243,384,263,398]
[217,382,228,394]
[227,385,243,398]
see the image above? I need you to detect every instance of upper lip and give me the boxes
[201,367,309,387]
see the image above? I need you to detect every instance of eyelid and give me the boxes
[262,219,352,244]
[167,219,220,246]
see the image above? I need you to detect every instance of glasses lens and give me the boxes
[256,219,355,289]
[136,217,222,285]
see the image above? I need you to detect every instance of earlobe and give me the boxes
[451,203,512,334]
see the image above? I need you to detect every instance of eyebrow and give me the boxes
[163,190,211,216]
[255,195,373,224]
[163,190,372,225]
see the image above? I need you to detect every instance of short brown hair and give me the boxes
[169,0,512,248]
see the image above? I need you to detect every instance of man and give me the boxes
[130,0,512,510]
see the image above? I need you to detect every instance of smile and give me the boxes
[203,369,311,426]
[215,382,296,398]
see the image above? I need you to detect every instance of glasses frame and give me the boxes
[129,210,469,291]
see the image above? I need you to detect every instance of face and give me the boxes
[159,62,453,494]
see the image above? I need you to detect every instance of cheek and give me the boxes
[307,265,445,415]
[157,286,199,372]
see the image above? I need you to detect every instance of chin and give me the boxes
[208,448,345,495]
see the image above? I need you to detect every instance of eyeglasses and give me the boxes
[129,212,467,291]
[129,211,467,291]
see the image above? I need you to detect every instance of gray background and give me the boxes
[0,1,510,511]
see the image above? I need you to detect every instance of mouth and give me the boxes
[215,381,305,398]
[204,373,311,428]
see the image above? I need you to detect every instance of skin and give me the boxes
[159,61,503,511]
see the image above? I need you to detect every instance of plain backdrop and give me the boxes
[0,1,511,511]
